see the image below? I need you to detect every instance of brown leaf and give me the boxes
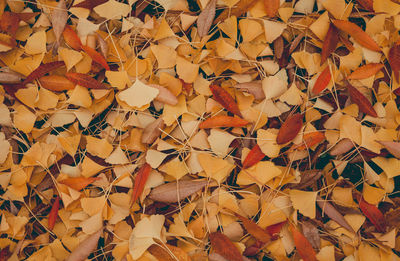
[347,63,384,80]
[388,44,400,82]
[210,85,242,117]
[148,244,191,261]
[276,113,303,144]
[214,0,258,24]
[289,171,322,190]
[141,118,164,144]
[290,225,317,261]
[39,75,75,92]
[0,69,23,84]
[346,83,377,117]
[356,0,373,11]
[50,0,68,43]
[0,12,19,38]
[209,232,243,261]
[273,36,284,59]
[376,140,400,159]
[234,81,265,100]
[149,180,208,203]
[289,32,305,55]
[320,24,339,65]
[197,0,216,37]
[235,214,271,244]
[329,138,354,156]
[264,0,280,17]
[65,72,106,89]
[316,196,354,233]
[23,61,65,84]
[355,195,386,233]
[385,207,400,227]
[72,0,107,10]
[301,222,320,250]
[149,84,178,105]
[332,20,380,52]
[65,229,102,261]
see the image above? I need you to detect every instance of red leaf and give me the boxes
[312,66,331,94]
[132,163,152,202]
[62,25,83,51]
[242,144,265,169]
[356,195,386,233]
[235,214,271,243]
[48,196,60,230]
[266,221,286,239]
[388,44,400,82]
[59,177,100,191]
[73,0,107,10]
[81,45,110,70]
[39,75,75,91]
[210,85,242,117]
[23,61,65,84]
[0,246,10,261]
[347,63,384,80]
[332,20,380,52]
[209,232,243,261]
[290,225,317,261]
[276,113,303,144]
[0,12,19,38]
[16,12,39,22]
[321,24,339,65]
[264,0,280,17]
[199,115,248,129]
[65,72,105,89]
[2,83,25,98]
[346,83,377,117]
[291,131,325,151]
[356,0,373,11]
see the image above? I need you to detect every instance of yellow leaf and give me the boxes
[197,153,234,183]
[372,157,400,179]
[25,31,46,55]
[257,129,281,158]
[58,47,83,71]
[14,105,36,133]
[86,136,114,158]
[151,44,177,68]
[289,190,317,218]
[93,0,130,19]
[176,56,199,83]
[237,161,282,186]
[117,80,159,108]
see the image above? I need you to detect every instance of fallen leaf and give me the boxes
[149,180,208,203]
[197,0,216,37]
[209,232,243,261]
[276,113,303,144]
[347,63,384,80]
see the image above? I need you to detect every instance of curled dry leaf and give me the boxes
[329,138,354,156]
[149,180,208,203]
[48,196,60,230]
[197,0,216,37]
[242,144,265,169]
[316,196,354,233]
[209,232,243,261]
[332,20,380,52]
[235,214,271,244]
[210,85,242,118]
[65,72,105,89]
[39,75,75,91]
[347,63,384,80]
[320,24,339,65]
[50,0,68,43]
[65,229,102,261]
[290,225,317,261]
[23,61,65,84]
[346,83,377,117]
[276,113,303,145]
[132,163,152,203]
[235,81,265,100]
[312,66,331,95]
[376,140,400,159]
[141,118,164,144]
[199,115,248,129]
[149,84,178,105]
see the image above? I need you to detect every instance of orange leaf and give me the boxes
[242,144,265,169]
[148,244,191,261]
[346,83,377,117]
[321,24,339,65]
[276,113,303,144]
[23,61,65,85]
[0,12,20,38]
[388,44,400,82]
[48,196,60,230]
[332,20,380,52]
[235,214,271,243]
[65,72,106,89]
[39,75,75,91]
[59,177,99,191]
[132,163,152,202]
[81,45,110,71]
[291,131,325,151]
[210,85,242,117]
[209,232,243,261]
[347,63,384,80]
[199,115,248,129]
[313,66,331,95]
[264,0,280,17]
[62,25,82,51]
[356,195,386,233]
[290,225,317,261]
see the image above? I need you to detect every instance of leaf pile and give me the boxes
[0,0,399,260]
